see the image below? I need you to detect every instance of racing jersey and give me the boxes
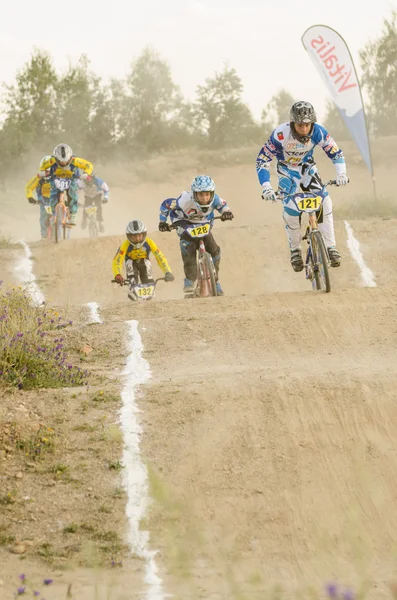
[112,237,172,277]
[77,176,109,199]
[256,122,346,186]
[25,174,51,200]
[39,156,93,180]
[159,191,230,224]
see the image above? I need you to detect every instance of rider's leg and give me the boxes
[125,258,138,285]
[179,238,197,293]
[39,203,48,239]
[94,194,105,233]
[317,194,341,267]
[94,194,103,222]
[283,207,304,271]
[203,233,223,294]
[136,259,154,284]
[67,183,79,224]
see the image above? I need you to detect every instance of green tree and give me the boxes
[0,49,59,164]
[58,55,99,153]
[124,47,184,153]
[194,64,259,147]
[360,12,397,135]
[262,89,295,127]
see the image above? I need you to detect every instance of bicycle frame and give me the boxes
[53,192,71,243]
[276,180,336,292]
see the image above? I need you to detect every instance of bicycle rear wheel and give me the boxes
[311,230,331,293]
[198,252,217,297]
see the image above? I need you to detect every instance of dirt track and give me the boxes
[2,148,397,598]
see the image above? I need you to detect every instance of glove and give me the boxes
[114,274,124,286]
[336,173,349,186]
[28,197,37,204]
[221,211,234,221]
[261,183,277,202]
[102,197,109,204]
[159,222,170,232]
[164,272,175,282]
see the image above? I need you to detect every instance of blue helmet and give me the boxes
[191,175,216,213]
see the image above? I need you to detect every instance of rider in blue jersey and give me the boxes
[256,101,349,272]
[158,175,234,297]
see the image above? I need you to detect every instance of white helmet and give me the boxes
[53,143,73,167]
[126,220,147,249]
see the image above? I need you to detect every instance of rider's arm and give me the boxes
[146,238,172,274]
[72,157,94,175]
[312,124,347,175]
[112,240,129,277]
[159,197,180,222]
[213,194,231,214]
[256,129,284,186]
[25,175,40,199]
[95,176,109,198]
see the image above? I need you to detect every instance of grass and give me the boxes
[0,283,89,390]
[0,234,17,249]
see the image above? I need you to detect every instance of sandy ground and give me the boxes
[1,141,397,599]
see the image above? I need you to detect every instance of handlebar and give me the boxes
[111,277,166,286]
[275,179,342,201]
[165,215,225,231]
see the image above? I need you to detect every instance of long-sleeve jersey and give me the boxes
[112,237,172,277]
[25,174,51,200]
[256,122,346,186]
[77,176,109,199]
[159,191,230,225]
[39,156,93,180]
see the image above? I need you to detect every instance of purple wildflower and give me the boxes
[33,592,40,597]
[43,579,53,586]
[68,320,73,325]
[19,574,26,581]
[325,583,339,599]
[342,590,355,600]
[17,586,26,595]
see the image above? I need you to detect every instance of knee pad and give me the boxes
[212,252,221,265]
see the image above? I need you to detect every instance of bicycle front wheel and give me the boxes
[54,204,64,243]
[311,230,331,293]
[198,252,217,297]
[88,217,98,238]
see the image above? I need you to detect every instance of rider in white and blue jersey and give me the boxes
[158,175,234,297]
[256,101,349,272]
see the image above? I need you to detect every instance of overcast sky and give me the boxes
[1,0,396,122]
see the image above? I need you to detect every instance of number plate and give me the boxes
[44,205,53,214]
[296,196,322,211]
[135,285,155,298]
[187,223,210,237]
[85,206,97,216]
[54,178,71,191]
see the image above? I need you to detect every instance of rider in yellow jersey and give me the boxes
[113,220,175,296]
[25,158,52,239]
[39,143,93,225]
